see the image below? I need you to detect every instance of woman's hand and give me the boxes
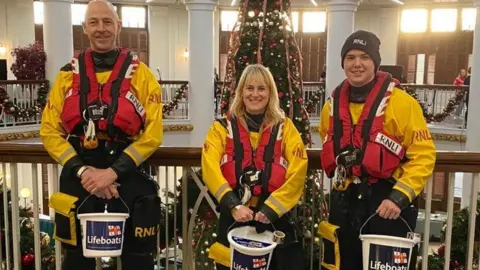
[231,205,254,222]
[254,211,270,224]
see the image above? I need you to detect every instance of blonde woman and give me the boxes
[202,64,307,270]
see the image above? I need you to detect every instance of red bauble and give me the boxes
[437,244,445,256]
[278,92,284,98]
[297,98,303,103]
[22,253,34,266]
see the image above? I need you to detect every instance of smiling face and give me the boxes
[83,1,121,53]
[242,75,270,115]
[343,49,376,87]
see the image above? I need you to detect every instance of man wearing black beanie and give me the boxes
[318,30,436,270]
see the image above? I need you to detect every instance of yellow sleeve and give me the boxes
[201,120,241,209]
[261,118,307,221]
[122,62,163,165]
[392,90,436,202]
[319,99,331,143]
[40,70,79,166]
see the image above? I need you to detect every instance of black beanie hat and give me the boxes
[341,30,381,70]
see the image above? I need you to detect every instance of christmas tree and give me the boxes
[219,0,313,144]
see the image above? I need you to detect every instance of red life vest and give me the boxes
[320,71,406,183]
[60,48,145,138]
[218,114,288,195]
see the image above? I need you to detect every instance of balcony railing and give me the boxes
[0,140,477,269]
[0,80,190,127]
[0,79,468,128]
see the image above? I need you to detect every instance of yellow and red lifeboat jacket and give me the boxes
[219,113,288,195]
[321,71,406,183]
[60,48,145,138]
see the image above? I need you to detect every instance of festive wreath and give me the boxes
[0,83,49,123]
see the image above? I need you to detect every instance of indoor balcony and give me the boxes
[0,141,476,270]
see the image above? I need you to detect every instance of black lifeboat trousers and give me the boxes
[322,180,419,270]
[59,140,158,270]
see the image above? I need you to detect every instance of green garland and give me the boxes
[0,82,49,123]
[162,83,188,116]
[402,85,466,123]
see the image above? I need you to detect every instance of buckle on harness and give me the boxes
[336,148,362,169]
[87,104,108,121]
[241,169,262,188]
[238,168,263,205]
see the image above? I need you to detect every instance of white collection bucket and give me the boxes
[359,213,420,270]
[227,226,277,270]
[77,195,130,258]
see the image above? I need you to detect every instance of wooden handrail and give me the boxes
[0,140,479,172]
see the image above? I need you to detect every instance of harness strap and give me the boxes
[78,52,89,126]
[230,116,244,185]
[360,75,392,152]
[107,52,134,138]
[260,123,280,204]
[332,84,343,158]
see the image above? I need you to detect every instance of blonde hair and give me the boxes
[230,64,285,128]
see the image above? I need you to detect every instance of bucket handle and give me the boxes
[76,195,130,216]
[227,220,278,233]
[359,212,413,236]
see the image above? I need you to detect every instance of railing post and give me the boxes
[31,164,42,270]
[466,173,479,270]
[444,172,456,270]
[182,167,191,270]
[10,163,21,270]
[421,175,433,270]
[1,163,10,270]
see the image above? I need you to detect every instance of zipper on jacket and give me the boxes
[98,83,104,105]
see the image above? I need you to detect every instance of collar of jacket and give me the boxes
[349,77,377,103]
[92,48,120,72]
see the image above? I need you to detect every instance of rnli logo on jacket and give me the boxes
[85,221,123,250]
[375,132,403,156]
[126,91,145,117]
[368,243,410,270]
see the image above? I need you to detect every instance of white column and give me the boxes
[148,3,169,80]
[214,9,220,71]
[355,7,399,65]
[377,8,399,65]
[462,0,480,208]
[325,0,360,97]
[43,0,73,84]
[185,0,218,146]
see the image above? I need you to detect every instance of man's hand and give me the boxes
[254,212,270,224]
[93,185,119,200]
[377,199,401,220]
[231,205,254,222]
[81,168,118,195]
